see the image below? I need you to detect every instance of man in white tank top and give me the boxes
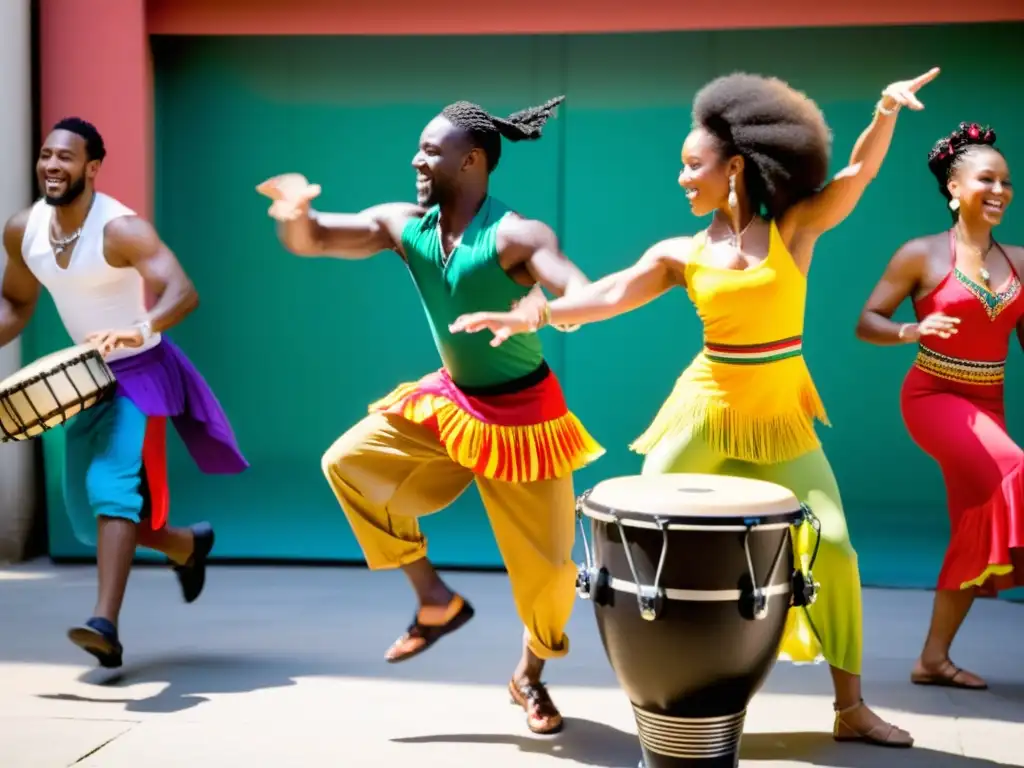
[0,118,248,669]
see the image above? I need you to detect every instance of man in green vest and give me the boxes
[258,96,603,735]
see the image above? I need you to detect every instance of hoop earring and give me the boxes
[949,198,960,211]
[728,175,738,210]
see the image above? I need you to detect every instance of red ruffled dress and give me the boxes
[901,230,1024,595]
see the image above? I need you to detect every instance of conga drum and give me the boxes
[575,473,820,768]
[0,344,116,442]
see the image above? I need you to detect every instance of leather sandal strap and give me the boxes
[834,697,865,716]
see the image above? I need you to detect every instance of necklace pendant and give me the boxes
[980,267,991,283]
[53,245,64,255]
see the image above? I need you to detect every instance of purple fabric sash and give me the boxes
[107,338,248,474]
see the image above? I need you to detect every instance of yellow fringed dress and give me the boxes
[634,221,863,675]
[632,222,828,462]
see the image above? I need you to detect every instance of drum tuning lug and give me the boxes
[791,571,819,608]
[637,586,660,621]
[752,589,768,620]
[575,565,594,599]
[804,574,820,606]
[639,598,657,621]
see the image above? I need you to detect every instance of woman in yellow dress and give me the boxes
[450,68,940,748]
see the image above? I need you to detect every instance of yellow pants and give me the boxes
[321,411,578,660]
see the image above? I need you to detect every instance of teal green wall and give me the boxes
[27,25,1024,595]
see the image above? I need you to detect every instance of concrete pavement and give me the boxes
[1,562,1021,767]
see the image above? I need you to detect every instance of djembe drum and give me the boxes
[0,344,116,442]
[575,473,820,768]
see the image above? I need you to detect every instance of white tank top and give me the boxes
[21,192,161,362]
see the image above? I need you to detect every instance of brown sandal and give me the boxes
[509,678,564,735]
[384,594,474,664]
[910,659,988,690]
[833,699,913,748]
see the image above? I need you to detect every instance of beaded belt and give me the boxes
[704,336,803,365]
[914,345,1005,385]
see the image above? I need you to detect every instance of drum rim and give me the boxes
[580,497,804,528]
[0,387,116,440]
[0,349,112,399]
[0,350,117,440]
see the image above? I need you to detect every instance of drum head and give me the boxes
[581,473,802,527]
[0,344,102,393]
[0,344,114,442]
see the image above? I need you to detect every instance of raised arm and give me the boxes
[855,238,958,346]
[449,238,686,347]
[257,173,423,259]
[782,68,940,241]
[0,209,41,349]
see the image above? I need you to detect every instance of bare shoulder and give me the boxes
[370,202,428,251]
[640,235,693,268]
[4,206,32,234]
[497,212,557,248]
[3,206,34,256]
[102,215,167,268]
[103,214,159,246]
[999,241,1024,271]
[875,233,949,289]
[372,201,426,227]
[891,233,941,265]
[896,233,935,253]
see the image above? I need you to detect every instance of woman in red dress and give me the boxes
[856,121,1021,690]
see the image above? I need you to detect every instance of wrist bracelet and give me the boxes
[876,99,899,117]
[897,323,913,341]
[534,304,552,331]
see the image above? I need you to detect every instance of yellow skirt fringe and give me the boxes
[630,368,830,465]
[370,384,605,484]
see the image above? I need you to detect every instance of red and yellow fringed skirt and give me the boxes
[369,367,605,483]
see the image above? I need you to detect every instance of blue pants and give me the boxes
[63,394,150,547]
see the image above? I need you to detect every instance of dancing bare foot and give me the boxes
[911,657,987,689]
[833,699,913,748]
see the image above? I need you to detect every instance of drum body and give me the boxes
[0,345,116,442]
[576,474,817,768]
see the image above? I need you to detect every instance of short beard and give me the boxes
[44,175,87,207]
[424,185,455,209]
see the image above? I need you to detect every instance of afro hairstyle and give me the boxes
[692,73,832,220]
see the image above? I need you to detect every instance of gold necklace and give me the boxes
[957,235,994,285]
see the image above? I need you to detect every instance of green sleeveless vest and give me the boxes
[400,197,544,388]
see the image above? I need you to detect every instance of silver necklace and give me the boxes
[709,215,757,249]
[50,227,82,256]
[437,221,464,268]
[49,196,95,257]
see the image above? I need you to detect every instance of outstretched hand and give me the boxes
[881,67,940,112]
[448,311,531,347]
[449,286,550,347]
[256,173,322,222]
